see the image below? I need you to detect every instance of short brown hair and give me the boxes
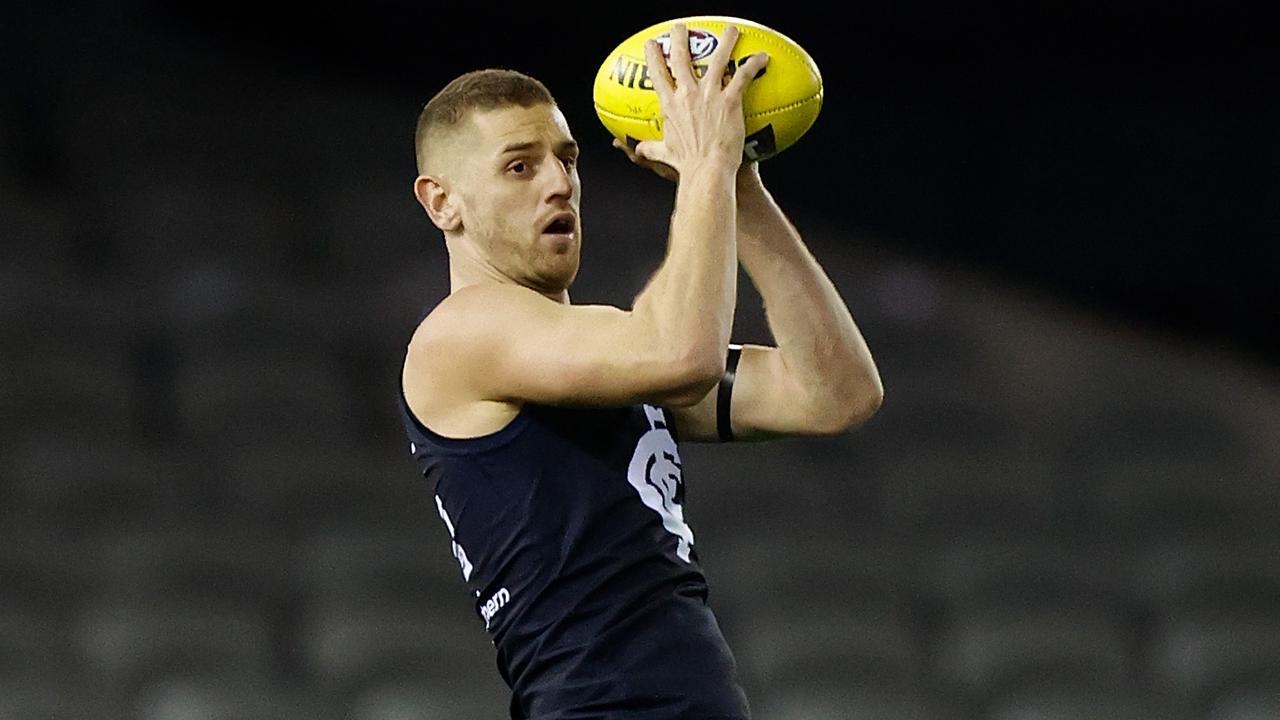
[414,68,556,174]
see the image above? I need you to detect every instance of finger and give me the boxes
[725,51,770,95]
[643,38,674,97]
[706,24,741,89]
[666,23,697,88]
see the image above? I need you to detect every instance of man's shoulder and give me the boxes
[407,284,565,376]
[403,285,546,429]
[410,284,541,346]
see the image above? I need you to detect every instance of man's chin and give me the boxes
[526,261,578,297]
[540,233,577,256]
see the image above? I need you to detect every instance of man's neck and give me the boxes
[448,270,570,305]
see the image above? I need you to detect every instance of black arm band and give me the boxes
[717,344,743,443]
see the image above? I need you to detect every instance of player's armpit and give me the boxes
[407,284,723,409]
[670,343,880,442]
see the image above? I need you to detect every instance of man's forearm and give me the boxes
[735,168,882,422]
[633,162,739,373]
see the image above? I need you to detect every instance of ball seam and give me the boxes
[744,91,822,120]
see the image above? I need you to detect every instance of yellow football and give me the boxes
[592,16,823,162]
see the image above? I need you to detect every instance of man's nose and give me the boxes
[545,157,574,198]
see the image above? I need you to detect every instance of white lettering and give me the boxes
[480,587,511,628]
[435,495,473,582]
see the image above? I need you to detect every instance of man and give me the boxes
[398,23,882,720]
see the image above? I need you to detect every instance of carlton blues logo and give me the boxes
[627,405,695,563]
[655,29,719,60]
[605,29,720,92]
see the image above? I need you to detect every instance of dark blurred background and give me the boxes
[8,2,1278,360]
[156,0,1280,363]
[3,2,1279,720]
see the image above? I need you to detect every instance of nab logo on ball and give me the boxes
[593,15,823,162]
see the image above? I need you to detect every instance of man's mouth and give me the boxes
[541,213,575,237]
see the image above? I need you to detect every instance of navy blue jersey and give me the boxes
[397,369,751,719]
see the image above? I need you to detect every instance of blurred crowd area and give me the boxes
[4,8,1280,720]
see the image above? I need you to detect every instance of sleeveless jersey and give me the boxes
[397,371,751,719]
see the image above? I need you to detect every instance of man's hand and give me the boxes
[627,24,770,176]
[612,137,678,182]
[614,138,764,188]
[735,159,763,190]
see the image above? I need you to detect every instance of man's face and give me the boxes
[451,103,582,294]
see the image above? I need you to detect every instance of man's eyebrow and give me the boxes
[500,140,579,155]
[500,141,540,155]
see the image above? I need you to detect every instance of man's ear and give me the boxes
[414,175,461,232]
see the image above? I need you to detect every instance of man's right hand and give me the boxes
[632,24,770,176]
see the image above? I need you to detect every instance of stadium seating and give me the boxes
[215,437,428,534]
[1144,608,1280,709]
[979,677,1192,720]
[0,673,123,720]
[132,672,342,720]
[913,529,1138,625]
[89,525,295,611]
[0,607,79,680]
[345,675,512,720]
[3,437,192,531]
[733,601,927,696]
[142,262,345,362]
[1122,533,1280,622]
[289,525,462,607]
[929,600,1139,708]
[872,447,1065,535]
[294,596,505,706]
[0,343,138,447]
[0,529,98,618]
[1205,680,1280,720]
[752,677,964,720]
[74,595,279,703]
[169,351,358,449]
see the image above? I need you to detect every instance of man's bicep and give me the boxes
[443,287,715,408]
[485,302,650,404]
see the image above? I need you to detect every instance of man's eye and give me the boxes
[509,161,528,174]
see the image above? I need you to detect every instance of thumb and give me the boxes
[633,139,669,167]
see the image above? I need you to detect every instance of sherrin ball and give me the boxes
[592,16,823,161]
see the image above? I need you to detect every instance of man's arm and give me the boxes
[407,28,769,410]
[671,162,884,441]
[409,152,737,407]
